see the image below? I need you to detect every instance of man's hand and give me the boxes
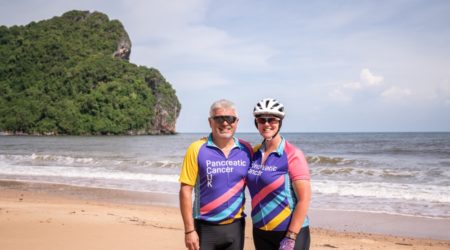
[185,230,200,250]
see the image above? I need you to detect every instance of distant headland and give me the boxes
[0,10,181,135]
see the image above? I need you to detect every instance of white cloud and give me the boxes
[360,68,384,86]
[328,88,351,102]
[329,68,418,104]
[149,25,273,68]
[437,80,450,95]
[118,1,276,89]
[114,0,208,39]
[381,86,412,101]
[169,70,229,90]
[436,80,450,106]
[343,81,362,90]
[329,68,385,102]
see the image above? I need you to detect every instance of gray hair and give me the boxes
[209,99,238,117]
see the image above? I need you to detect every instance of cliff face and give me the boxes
[0,10,181,135]
[113,35,131,60]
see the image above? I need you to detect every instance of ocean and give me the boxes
[0,132,449,219]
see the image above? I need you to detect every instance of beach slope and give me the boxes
[1,184,449,250]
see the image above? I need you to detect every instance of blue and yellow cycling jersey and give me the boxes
[179,134,252,224]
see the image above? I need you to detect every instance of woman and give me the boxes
[247,98,311,250]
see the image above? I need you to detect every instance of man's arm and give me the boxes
[179,183,199,250]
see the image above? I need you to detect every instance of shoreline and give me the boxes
[1,179,449,249]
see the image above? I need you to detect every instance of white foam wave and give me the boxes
[307,155,356,165]
[0,153,103,166]
[0,165,179,183]
[313,180,450,203]
[30,153,97,164]
[0,153,180,169]
[141,160,180,168]
[312,166,421,179]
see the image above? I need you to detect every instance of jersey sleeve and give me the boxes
[286,142,310,181]
[238,138,254,159]
[178,139,205,186]
[252,143,262,154]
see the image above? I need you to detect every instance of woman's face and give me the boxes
[255,116,280,139]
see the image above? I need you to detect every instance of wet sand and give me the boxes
[1,180,449,250]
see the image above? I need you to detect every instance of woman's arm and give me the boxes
[287,179,311,234]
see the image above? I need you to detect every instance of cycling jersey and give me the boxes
[247,137,310,231]
[179,134,252,224]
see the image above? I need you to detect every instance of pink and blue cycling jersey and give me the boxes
[179,134,252,224]
[247,137,310,231]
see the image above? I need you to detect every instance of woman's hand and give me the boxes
[279,237,295,250]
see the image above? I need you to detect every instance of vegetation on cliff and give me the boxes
[0,10,180,135]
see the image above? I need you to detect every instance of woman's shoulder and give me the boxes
[284,140,306,158]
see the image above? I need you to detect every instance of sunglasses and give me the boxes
[212,116,238,124]
[256,117,280,125]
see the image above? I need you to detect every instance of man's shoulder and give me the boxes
[186,137,208,151]
[237,138,250,145]
[236,138,252,151]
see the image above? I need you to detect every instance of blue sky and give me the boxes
[1,0,450,132]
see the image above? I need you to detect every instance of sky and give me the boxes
[1,0,450,132]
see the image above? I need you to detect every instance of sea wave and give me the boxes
[0,153,181,169]
[313,180,450,203]
[0,164,179,183]
[312,166,419,178]
[306,155,356,165]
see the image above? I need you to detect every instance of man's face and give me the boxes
[209,108,239,140]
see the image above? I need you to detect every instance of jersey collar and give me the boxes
[260,136,286,156]
[207,133,241,149]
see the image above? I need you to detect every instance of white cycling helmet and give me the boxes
[253,98,285,119]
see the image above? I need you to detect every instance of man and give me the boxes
[179,99,252,250]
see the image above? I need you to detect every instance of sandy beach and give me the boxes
[1,180,449,250]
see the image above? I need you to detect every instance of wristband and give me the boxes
[286,230,297,240]
[185,229,196,235]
